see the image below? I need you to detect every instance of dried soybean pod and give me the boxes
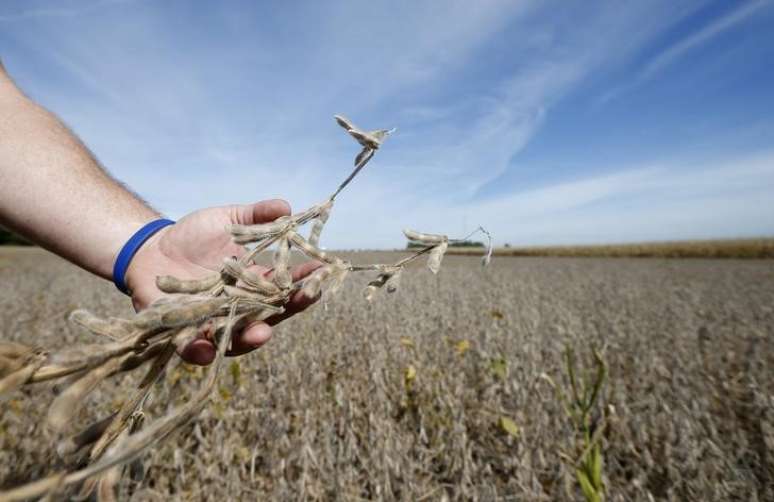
[90,342,176,462]
[130,294,210,330]
[364,273,391,302]
[0,356,24,378]
[386,268,402,293]
[227,216,290,244]
[301,266,332,299]
[47,356,125,432]
[308,200,333,248]
[334,114,356,131]
[0,473,66,502]
[0,355,45,397]
[354,147,374,168]
[403,228,447,244]
[95,465,120,502]
[427,241,448,274]
[326,260,350,296]
[64,307,241,499]
[288,231,328,262]
[220,256,246,281]
[69,310,130,340]
[272,236,292,289]
[155,273,220,294]
[221,257,280,295]
[159,297,231,328]
[0,341,34,359]
[57,413,117,457]
[223,285,261,299]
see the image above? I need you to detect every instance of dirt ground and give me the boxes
[1,247,773,500]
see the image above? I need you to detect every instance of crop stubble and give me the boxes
[1,248,773,500]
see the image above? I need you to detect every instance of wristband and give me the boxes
[112,218,175,295]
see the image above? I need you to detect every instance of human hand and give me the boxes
[124,199,321,365]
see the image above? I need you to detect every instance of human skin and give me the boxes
[0,59,319,365]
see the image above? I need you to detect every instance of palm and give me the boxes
[126,199,320,365]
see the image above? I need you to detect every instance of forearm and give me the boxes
[0,62,159,281]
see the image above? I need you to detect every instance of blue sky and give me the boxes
[2,0,773,248]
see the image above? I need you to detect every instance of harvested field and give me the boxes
[445,237,774,259]
[1,247,773,500]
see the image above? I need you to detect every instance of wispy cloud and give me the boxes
[0,0,136,22]
[598,0,771,104]
[641,0,772,79]
[1,1,771,248]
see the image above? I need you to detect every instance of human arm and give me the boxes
[0,60,317,364]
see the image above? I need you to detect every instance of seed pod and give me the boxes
[0,355,45,397]
[403,228,447,245]
[363,269,397,302]
[385,268,402,293]
[326,260,350,297]
[308,200,333,248]
[159,297,231,328]
[96,465,121,502]
[155,273,220,294]
[227,216,291,244]
[221,257,279,295]
[131,295,205,330]
[57,413,117,457]
[354,147,374,167]
[363,284,379,302]
[288,231,328,262]
[69,310,132,340]
[348,130,381,150]
[223,285,261,299]
[272,236,292,289]
[0,356,25,377]
[48,357,124,431]
[301,266,332,299]
[427,241,448,274]
[369,128,396,143]
[0,341,34,360]
[334,114,356,131]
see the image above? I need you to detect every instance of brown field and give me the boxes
[1,247,773,500]
[445,237,774,259]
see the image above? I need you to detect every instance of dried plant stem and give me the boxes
[0,113,491,498]
[0,307,238,502]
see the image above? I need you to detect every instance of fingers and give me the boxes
[177,321,273,362]
[177,260,323,363]
[227,322,272,357]
[233,199,291,226]
[178,338,216,366]
[266,288,318,326]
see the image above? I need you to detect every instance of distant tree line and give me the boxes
[0,226,32,246]
[407,241,484,249]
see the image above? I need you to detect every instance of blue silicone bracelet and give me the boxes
[112,218,175,295]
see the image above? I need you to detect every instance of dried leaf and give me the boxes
[490,358,507,380]
[455,340,470,356]
[427,241,448,274]
[498,416,520,438]
[385,269,402,293]
[404,365,416,385]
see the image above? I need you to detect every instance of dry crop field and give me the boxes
[1,247,773,501]
[446,238,774,259]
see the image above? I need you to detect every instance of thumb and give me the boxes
[233,199,291,225]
